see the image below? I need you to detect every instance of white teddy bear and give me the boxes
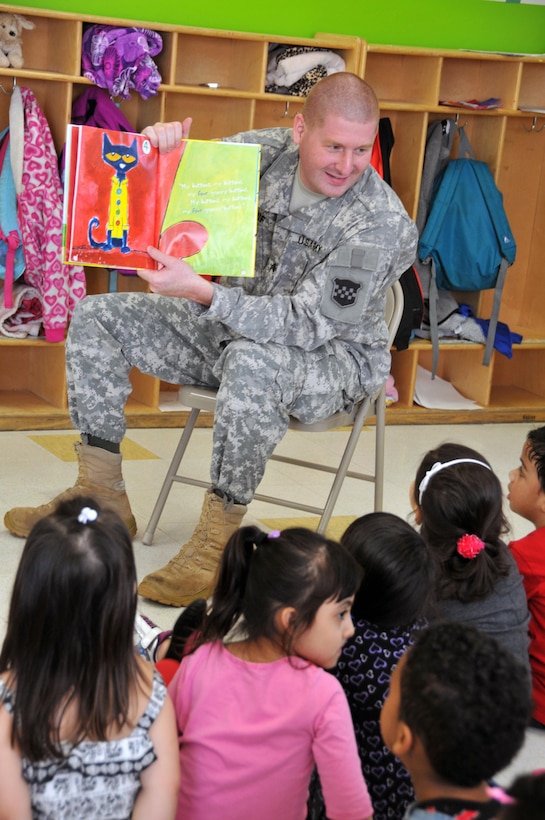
[0,13,35,69]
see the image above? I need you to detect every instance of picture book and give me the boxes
[62,125,261,277]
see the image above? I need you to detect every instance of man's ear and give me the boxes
[292,113,306,145]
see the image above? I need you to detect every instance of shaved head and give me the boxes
[302,72,380,129]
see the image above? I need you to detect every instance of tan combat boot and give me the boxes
[4,442,137,538]
[138,490,247,607]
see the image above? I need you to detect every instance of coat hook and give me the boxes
[273,100,295,120]
[0,76,17,96]
[523,115,545,133]
[454,113,468,128]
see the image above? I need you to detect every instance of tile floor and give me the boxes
[1,420,544,783]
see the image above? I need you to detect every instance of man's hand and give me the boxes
[137,246,215,306]
[142,118,193,153]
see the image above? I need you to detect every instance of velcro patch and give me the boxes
[320,245,380,324]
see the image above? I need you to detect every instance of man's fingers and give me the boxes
[147,245,171,266]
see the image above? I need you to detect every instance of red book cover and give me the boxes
[62,125,260,277]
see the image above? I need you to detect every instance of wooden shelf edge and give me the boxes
[125,410,214,429]
[384,406,545,425]
[3,405,545,431]
[0,409,214,432]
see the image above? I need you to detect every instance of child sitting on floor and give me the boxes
[168,525,374,820]
[507,425,545,729]
[0,496,179,820]
[380,621,532,819]
[412,441,531,676]
[308,512,434,820]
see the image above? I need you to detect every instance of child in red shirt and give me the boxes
[508,425,545,728]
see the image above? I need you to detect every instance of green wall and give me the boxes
[14,0,545,52]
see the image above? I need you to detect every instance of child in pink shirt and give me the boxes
[168,526,373,820]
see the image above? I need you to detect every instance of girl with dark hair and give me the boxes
[308,512,434,820]
[412,441,530,674]
[167,525,373,820]
[0,496,179,820]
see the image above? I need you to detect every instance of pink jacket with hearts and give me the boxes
[17,86,85,341]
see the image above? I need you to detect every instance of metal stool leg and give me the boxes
[316,397,372,533]
[142,407,201,545]
[373,386,386,511]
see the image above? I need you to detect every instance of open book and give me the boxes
[62,125,261,276]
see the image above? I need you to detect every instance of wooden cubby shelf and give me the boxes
[1,4,544,429]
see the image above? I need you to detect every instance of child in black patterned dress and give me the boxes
[308,511,435,820]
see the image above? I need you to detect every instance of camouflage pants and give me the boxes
[66,292,364,504]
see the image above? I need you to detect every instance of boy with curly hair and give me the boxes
[508,425,545,729]
[380,622,532,819]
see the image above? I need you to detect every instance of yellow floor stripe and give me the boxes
[257,515,356,541]
[28,434,159,462]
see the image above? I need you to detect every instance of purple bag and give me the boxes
[59,87,135,182]
[82,25,163,100]
[71,87,134,131]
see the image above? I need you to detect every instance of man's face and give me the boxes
[292,112,378,198]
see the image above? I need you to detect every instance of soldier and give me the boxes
[4,72,418,607]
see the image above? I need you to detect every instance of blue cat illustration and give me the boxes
[88,133,139,253]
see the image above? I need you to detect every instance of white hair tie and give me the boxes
[78,506,98,524]
[418,458,492,504]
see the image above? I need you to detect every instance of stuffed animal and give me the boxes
[0,13,35,69]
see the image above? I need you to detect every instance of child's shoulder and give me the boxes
[510,528,545,573]
[510,526,545,554]
[173,640,342,694]
[134,658,167,728]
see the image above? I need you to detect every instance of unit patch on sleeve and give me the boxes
[331,277,362,307]
[320,245,380,324]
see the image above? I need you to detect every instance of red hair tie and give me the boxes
[457,534,485,559]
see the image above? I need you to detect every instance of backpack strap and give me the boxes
[483,256,509,366]
[428,257,440,377]
[457,125,475,159]
[470,160,516,366]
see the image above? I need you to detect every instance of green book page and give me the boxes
[158,140,261,278]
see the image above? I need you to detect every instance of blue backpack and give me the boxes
[0,126,25,309]
[418,126,516,376]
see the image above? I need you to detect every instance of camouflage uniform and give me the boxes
[66,128,418,505]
